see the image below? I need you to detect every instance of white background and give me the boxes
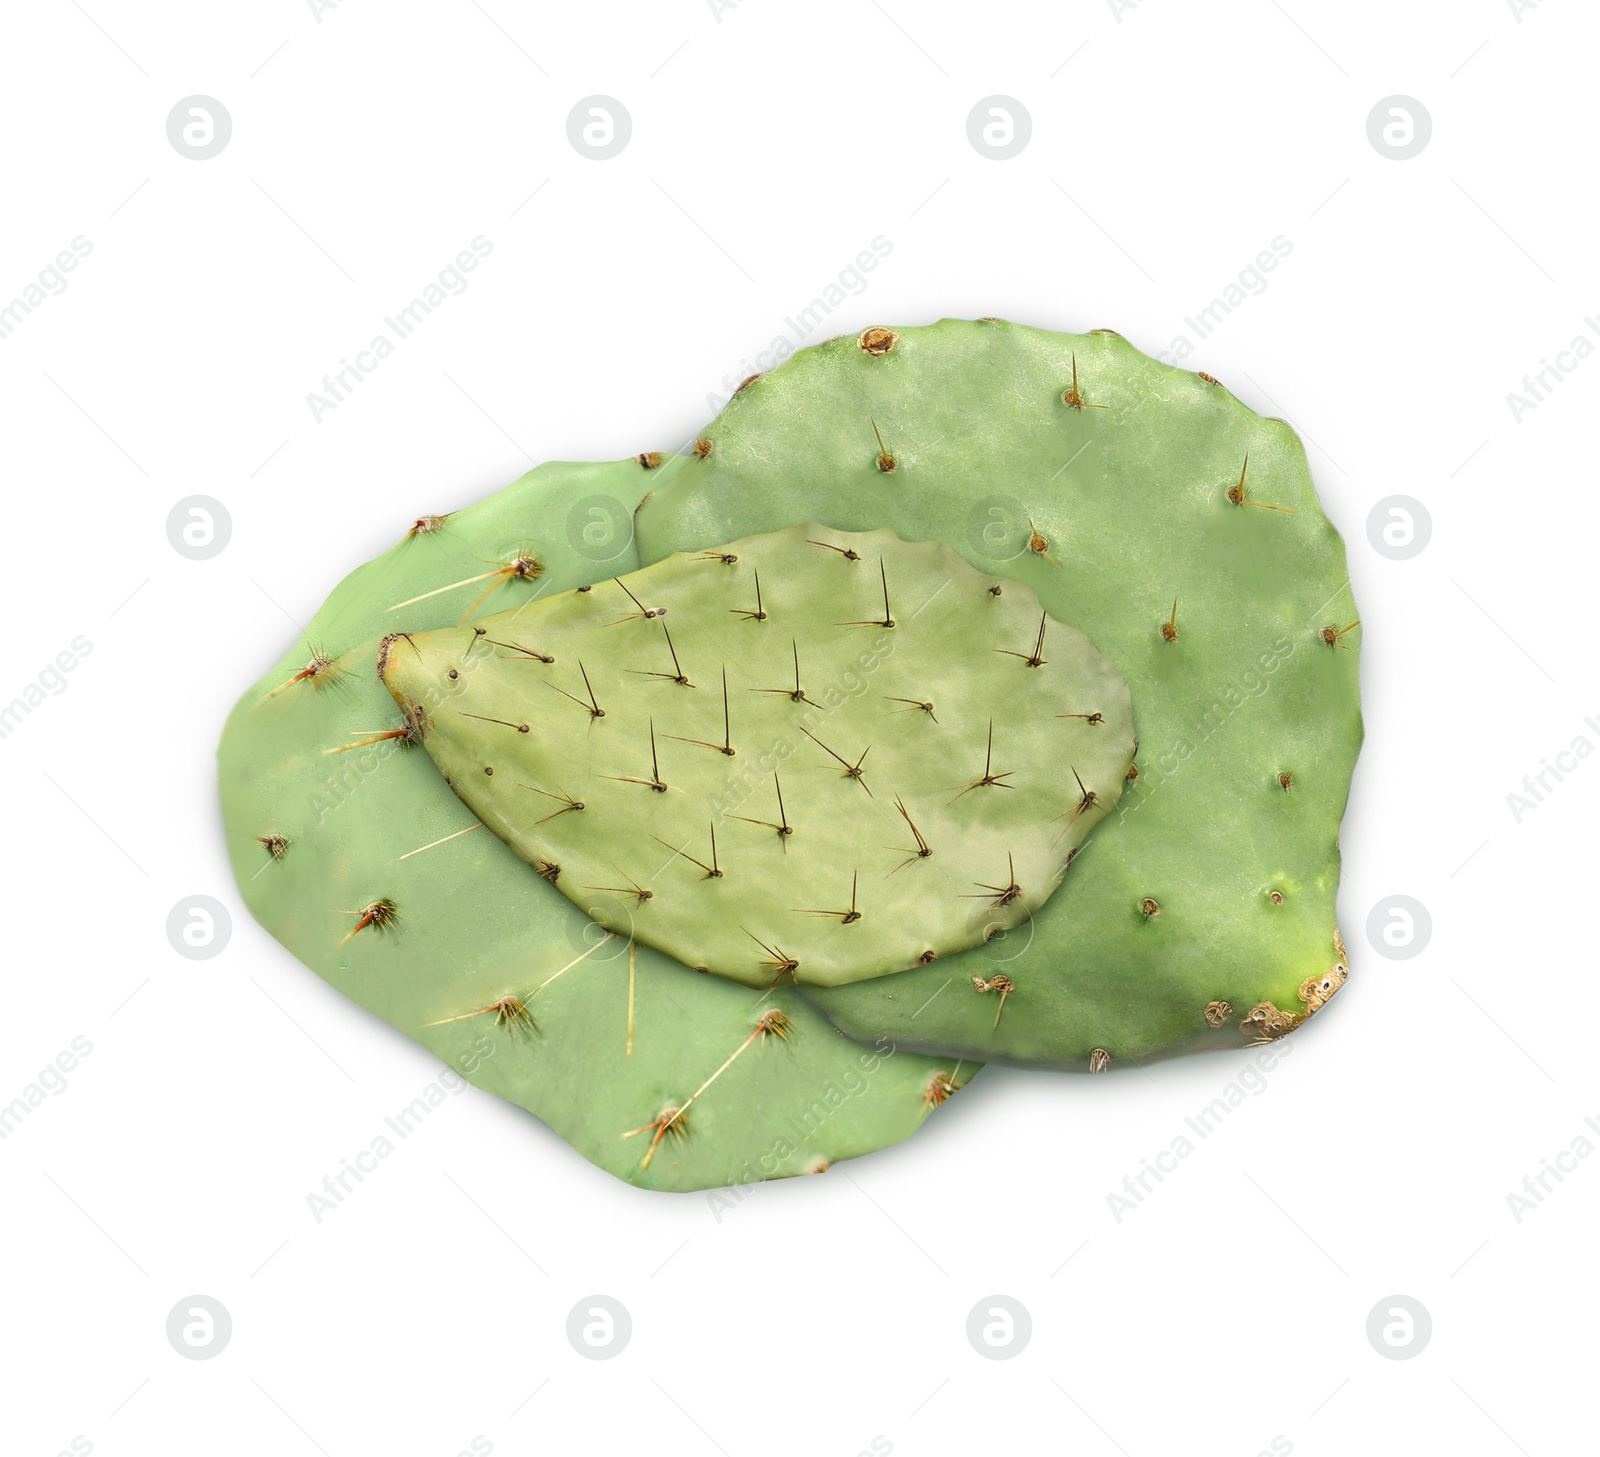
[1,1,1593,1453]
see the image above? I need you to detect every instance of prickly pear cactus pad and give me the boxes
[633,319,1362,1068]
[219,461,971,1191]
[379,524,1134,989]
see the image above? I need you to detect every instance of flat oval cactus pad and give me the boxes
[634,318,1362,1067]
[379,524,1135,988]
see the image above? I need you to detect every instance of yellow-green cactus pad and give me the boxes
[379,524,1134,989]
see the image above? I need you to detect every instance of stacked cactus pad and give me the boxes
[219,318,1361,1192]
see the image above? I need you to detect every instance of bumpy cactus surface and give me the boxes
[379,524,1134,988]
[219,460,973,1191]
[634,319,1361,1068]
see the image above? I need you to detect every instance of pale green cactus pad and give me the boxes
[634,318,1362,1068]
[378,524,1134,989]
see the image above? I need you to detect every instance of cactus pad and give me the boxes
[378,524,1135,989]
[634,318,1362,1067]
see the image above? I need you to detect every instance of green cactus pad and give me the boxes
[219,461,971,1190]
[634,319,1361,1068]
[379,524,1134,989]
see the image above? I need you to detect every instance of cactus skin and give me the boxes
[634,319,1361,1068]
[293,456,669,657]
[379,524,1134,989]
[219,461,971,1191]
